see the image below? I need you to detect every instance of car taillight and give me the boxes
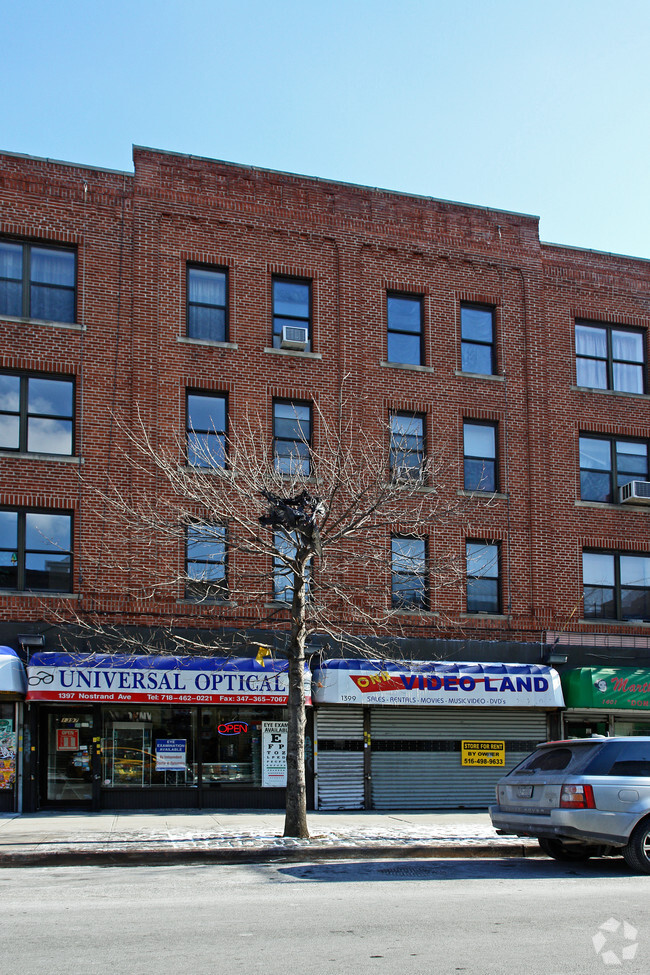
[560,784,596,809]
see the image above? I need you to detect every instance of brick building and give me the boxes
[1,146,649,813]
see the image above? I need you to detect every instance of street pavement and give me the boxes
[0,808,538,866]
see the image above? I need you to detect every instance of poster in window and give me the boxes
[0,719,16,791]
[262,721,288,788]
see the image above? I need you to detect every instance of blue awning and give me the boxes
[0,647,27,697]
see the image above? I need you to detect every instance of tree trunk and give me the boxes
[283,556,309,838]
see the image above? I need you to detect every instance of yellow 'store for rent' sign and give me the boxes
[461,740,505,766]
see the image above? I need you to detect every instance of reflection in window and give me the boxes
[391,536,428,610]
[273,400,311,475]
[387,293,423,366]
[185,524,227,599]
[0,509,72,592]
[0,373,73,454]
[187,266,228,342]
[0,240,76,323]
[273,277,311,350]
[463,421,497,491]
[389,412,425,480]
[579,436,648,503]
[186,392,227,467]
[575,322,645,394]
[466,541,500,613]
[583,551,650,621]
[461,304,495,374]
[273,530,310,603]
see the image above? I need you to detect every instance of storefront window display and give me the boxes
[200,707,287,786]
[46,710,93,801]
[102,708,196,788]
[0,702,17,791]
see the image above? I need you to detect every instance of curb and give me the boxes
[0,842,539,868]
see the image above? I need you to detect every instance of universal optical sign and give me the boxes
[26,654,310,706]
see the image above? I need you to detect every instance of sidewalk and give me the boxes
[0,809,539,866]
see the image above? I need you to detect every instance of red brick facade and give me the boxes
[2,146,650,657]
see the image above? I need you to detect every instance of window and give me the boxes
[186,392,227,468]
[461,303,495,375]
[389,412,425,480]
[273,277,311,350]
[579,435,648,503]
[575,321,645,394]
[273,400,311,475]
[463,421,497,492]
[387,293,423,366]
[583,551,650,621]
[185,524,227,599]
[0,240,76,323]
[466,541,500,613]
[273,530,310,603]
[391,536,428,610]
[0,373,74,455]
[187,266,228,341]
[0,509,72,592]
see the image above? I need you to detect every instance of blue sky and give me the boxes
[4,0,650,259]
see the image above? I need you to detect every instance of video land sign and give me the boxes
[461,740,505,766]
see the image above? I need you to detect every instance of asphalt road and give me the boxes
[2,856,648,975]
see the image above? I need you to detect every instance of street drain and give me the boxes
[378,866,439,877]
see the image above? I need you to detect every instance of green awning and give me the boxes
[562,668,650,711]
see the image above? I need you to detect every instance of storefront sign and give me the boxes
[262,721,288,788]
[57,729,79,751]
[27,653,311,706]
[562,667,650,711]
[461,740,505,766]
[0,720,16,791]
[218,722,249,735]
[155,739,187,771]
[0,647,27,697]
[313,661,564,708]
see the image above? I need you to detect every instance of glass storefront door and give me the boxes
[45,710,93,802]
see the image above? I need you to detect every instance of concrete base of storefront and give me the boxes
[0,808,540,867]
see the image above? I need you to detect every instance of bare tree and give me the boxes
[55,385,469,837]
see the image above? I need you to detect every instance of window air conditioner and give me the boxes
[619,480,650,505]
[281,325,308,350]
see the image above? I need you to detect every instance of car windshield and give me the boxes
[510,742,602,776]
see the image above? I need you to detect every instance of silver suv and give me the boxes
[489,737,650,872]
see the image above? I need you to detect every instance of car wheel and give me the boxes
[538,837,597,861]
[623,820,650,874]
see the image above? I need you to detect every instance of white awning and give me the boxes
[0,647,27,697]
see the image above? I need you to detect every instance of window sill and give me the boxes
[265,601,292,609]
[177,336,238,350]
[460,612,509,621]
[579,617,650,627]
[392,608,439,617]
[386,481,436,493]
[380,361,435,374]
[458,489,507,500]
[0,451,82,463]
[0,590,79,599]
[575,500,649,511]
[571,385,650,399]
[2,316,84,333]
[264,347,322,360]
[177,598,236,607]
[454,370,504,382]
